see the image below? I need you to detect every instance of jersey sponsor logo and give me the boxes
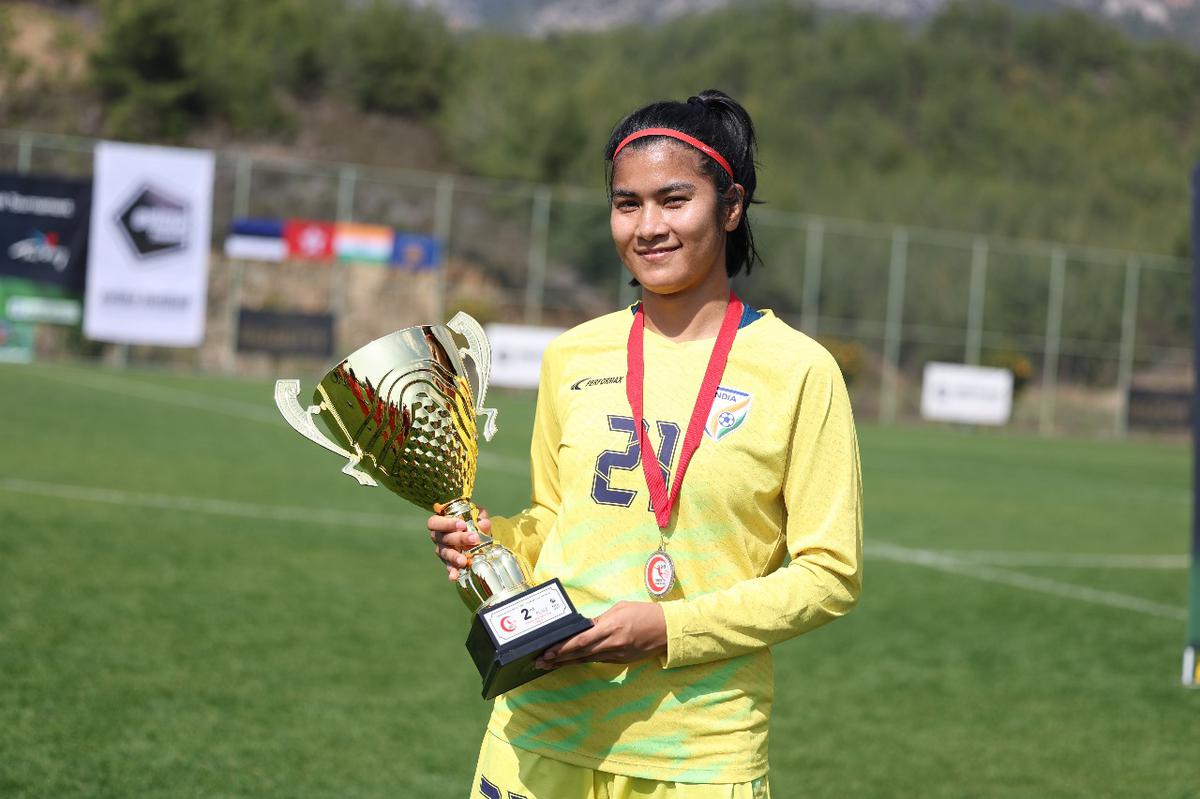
[570,375,624,391]
[705,386,752,441]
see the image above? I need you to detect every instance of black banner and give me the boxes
[236,308,334,357]
[1128,387,1191,432]
[0,173,91,293]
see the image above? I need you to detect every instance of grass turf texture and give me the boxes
[0,362,1195,798]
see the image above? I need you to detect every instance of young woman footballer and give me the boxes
[428,89,863,799]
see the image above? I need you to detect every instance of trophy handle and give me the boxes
[274,379,378,487]
[447,312,499,442]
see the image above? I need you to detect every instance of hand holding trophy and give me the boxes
[275,313,591,699]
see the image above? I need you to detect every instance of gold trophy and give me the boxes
[274,313,590,699]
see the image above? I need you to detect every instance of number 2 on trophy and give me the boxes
[590,415,680,508]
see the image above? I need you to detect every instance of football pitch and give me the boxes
[1,361,1196,798]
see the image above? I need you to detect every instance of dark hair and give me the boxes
[604,89,761,278]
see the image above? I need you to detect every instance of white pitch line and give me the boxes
[0,477,1187,622]
[871,541,1187,621]
[897,549,1187,570]
[27,364,532,474]
[0,477,409,530]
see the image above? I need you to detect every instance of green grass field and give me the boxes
[1,361,1196,798]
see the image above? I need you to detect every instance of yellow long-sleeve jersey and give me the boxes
[486,305,863,783]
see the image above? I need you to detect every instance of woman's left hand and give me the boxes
[535,601,667,669]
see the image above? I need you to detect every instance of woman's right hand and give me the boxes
[427,509,491,581]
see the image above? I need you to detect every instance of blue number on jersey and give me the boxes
[591,415,680,508]
[478,776,526,798]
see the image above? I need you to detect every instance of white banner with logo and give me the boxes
[486,323,566,389]
[83,141,215,346]
[920,362,1014,426]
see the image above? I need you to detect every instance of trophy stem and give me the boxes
[436,497,492,547]
[437,497,532,612]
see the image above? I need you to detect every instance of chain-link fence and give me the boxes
[1,129,1189,437]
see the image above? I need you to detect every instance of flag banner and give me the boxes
[335,222,394,264]
[225,217,285,261]
[83,141,215,347]
[284,219,336,261]
[236,308,334,357]
[232,218,284,237]
[0,173,92,292]
[390,233,441,270]
[225,235,287,262]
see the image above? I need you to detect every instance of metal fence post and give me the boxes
[880,227,908,424]
[16,132,32,174]
[331,166,357,334]
[1115,258,1141,438]
[801,217,824,335]
[525,186,551,325]
[1040,247,1067,435]
[225,154,253,374]
[432,175,455,322]
[965,237,988,365]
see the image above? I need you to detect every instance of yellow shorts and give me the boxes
[469,731,770,799]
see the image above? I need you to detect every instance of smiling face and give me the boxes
[609,141,743,299]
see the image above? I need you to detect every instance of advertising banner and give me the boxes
[0,278,73,363]
[0,173,91,292]
[236,308,334,357]
[485,323,565,389]
[83,142,215,346]
[919,362,1013,426]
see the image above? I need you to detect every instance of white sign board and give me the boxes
[920,362,1013,426]
[486,323,565,389]
[84,141,215,346]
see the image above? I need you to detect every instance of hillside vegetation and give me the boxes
[1,0,1197,256]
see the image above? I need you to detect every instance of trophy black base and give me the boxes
[465,578,593,700]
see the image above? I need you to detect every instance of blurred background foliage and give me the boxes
[1,0,1197,257]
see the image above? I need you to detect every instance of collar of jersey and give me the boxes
[628,300,764,330]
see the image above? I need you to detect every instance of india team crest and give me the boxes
[705,386,752,442]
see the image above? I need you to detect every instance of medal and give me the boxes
[644,546,676,597]
[626,293,743,598]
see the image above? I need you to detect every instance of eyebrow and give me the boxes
[610,181,698,199]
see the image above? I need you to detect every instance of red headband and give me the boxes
[612,127,735,181]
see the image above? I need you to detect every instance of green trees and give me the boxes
[439,1,1198,256]
[89,0,455,139]
[75,0,1200,255]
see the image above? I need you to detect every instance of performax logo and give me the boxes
[570,375,624,391]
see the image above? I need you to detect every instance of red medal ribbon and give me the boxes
[626,293,743,529]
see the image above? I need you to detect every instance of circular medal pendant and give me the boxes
[644,547,676,598]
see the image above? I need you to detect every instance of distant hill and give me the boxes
[414,0,1200,46]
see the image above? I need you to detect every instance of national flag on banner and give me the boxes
[389,233,441,270]
[224,217,285,262]
[335,223,394,264]
[284,219,336,262]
